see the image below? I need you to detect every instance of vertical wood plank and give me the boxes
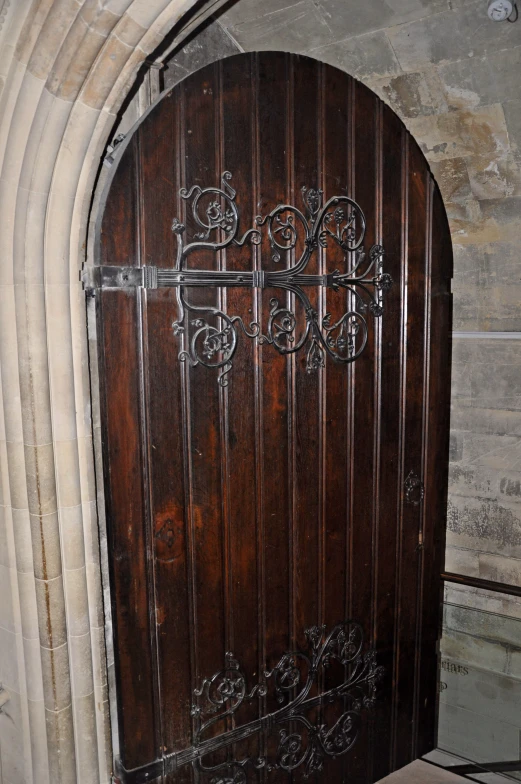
[138,92,194,784]
[371,106,406,783]
[416,183,452,757]
[347,79,378,784]
[393,137,429,770]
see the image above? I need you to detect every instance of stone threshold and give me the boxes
[377,760,466,782]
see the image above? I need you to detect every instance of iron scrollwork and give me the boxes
[170,172,392,385]
[404,470,425,506]
[186,621,384,783]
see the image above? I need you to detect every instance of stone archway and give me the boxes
[0,3,227,783]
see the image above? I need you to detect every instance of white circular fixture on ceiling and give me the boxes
[487,0,514,19]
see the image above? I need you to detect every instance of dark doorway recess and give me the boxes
[93,52,453,784]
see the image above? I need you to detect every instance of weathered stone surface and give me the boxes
[451,406,521,441]
[504,99,521,161]
[370,69,448,118]
[387,1,521,73]
[311,30,401,80]
[449,339,521,569]
[479,552,521,588]
[431,157,472,203]
[447,494,521,559]
[218,0,302,27]
[438,46,521,112]
[449,462,512,500]
[451,242,521,329]
[466,153,521,201]
[441,630,509,675]
[453,339,521,410]
[407,104,509,162]
[444,545,480,576]
[226,1,333,52]
[163,19,240,89]
[314,0,447,40]
[438,701,520,763]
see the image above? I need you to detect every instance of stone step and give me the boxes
[377,760,466,782]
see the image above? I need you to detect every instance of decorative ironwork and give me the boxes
[113,621,384,784]
[188,621,384,783]
[404,470,425,506]
[169,172,392,385]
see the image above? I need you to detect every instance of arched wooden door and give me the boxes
[93,52,452,784]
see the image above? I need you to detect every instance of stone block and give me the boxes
[444,545,480,576]
[311,29,401,80]
[0,505,9,570]
[438,701,520,762]
[41,642,72,713]
[23,442,57,518]
[479,196,521,227]
[478,552,521,587]
[315,0,446,40]
[377,759,466,782]
[451,338,521,411]
[0,689,25,783]
[30,511,62,581]
[373,69,448,118]
[451,405,521,438]
[45,702,77,784]
[449,431,463,463]
[407,104,509,162]
[440,630,509,675]
[466,153,521,200]
[438,46,521,112]
[445,583,521,620]
[226,1,333,53]
[34,575,67,649]
[388,2,521,73]
[444,601,521,648]
[447,494,521,559]
[460,433,521,471]
[451,242,521,330]
[504,99,521,161]
[163,19,240,90]
[430,158,472,204]
[449,463,496,500]
[0,626,19,692]
[218,0,300,27]
[27,698,50,784]
[441,664,521,725]
[73,692,99,784]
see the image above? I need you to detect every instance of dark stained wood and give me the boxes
[96,52,453,784]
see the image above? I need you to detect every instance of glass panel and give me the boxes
[424,583,521,782]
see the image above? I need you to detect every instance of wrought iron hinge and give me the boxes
[81,265,158,294]
[89,172,393,384]
[104,133,126,168]
[112,622,384,784]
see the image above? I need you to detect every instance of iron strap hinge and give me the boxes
[81,265,354,293]
[82,265,158,292]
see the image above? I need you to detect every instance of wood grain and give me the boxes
[97,52,452,784]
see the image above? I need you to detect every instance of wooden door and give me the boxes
[94,52,452,784]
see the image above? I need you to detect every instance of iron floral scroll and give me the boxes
[187,621,384,784]
[170,172,392,386]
